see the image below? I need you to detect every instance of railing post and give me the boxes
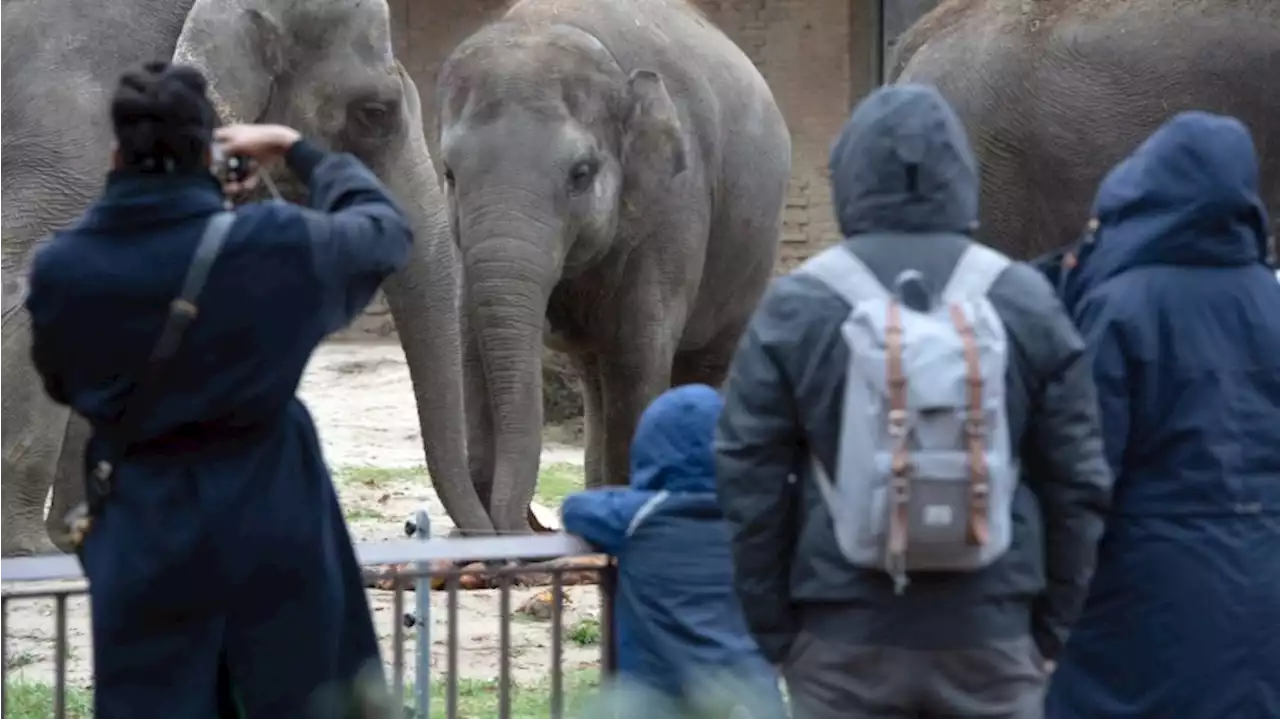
[600,557,618,675]
[404,508,432,717]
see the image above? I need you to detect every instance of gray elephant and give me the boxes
[436,0,792,533]
[1,0,493,555]
[888,0,1279,259]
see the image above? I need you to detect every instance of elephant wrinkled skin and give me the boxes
[1,0,487,555]
[437,0,792,533]
[890,0,1279,259]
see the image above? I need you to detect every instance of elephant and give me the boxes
[436,0,792,533]
[887,0,1279,260]
[0,0,494,555]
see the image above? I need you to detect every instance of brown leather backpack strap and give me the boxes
[885,301,912,560]
[948,303,991,546]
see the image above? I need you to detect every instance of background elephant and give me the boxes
[888,0,1278,259]
[437,0,792,533]
[0,0,493,555]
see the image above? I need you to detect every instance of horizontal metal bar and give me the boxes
[2,533,596,586]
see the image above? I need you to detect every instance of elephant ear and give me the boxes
[395,61,425,136]
[621,70,688,179]
[171,0,285,124]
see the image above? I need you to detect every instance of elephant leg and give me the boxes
[670,343,736,390]
[46,411,91,552]
[462,320,496,536]
[572,352,606,490]
[598,338,678,488]
[2,309,67,556]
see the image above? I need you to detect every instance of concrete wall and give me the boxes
[338,0,879,339]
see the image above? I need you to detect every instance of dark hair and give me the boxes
[111,61,219,174]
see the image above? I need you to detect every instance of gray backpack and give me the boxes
[798,242,1017,594]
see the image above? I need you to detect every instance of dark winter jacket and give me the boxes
[562,385,783,714]
[24,141,407,717]
[1046,112,1280,719]
[714,84,1114,665]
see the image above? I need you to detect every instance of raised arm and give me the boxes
[282,140,414,334]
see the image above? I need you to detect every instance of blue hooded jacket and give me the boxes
[561,385,782,710]
[1046,112,1280,718]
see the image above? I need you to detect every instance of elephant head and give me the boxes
[173,0,493,534]
[436,25,687,532]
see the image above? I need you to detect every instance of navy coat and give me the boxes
[561,385,784,716]
[1045,113,1280,718]
[25,142,411,718]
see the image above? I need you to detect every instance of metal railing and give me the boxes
[1,518,616,719]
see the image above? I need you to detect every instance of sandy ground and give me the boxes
[2,342,601,695]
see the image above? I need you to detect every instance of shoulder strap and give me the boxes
[796,244,889,306]
[940,243,1012,303]
[91,211,236,486]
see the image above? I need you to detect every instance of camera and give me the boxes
[210,142,253,185]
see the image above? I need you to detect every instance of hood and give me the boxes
[829,83,980,236]
[629,384,723,494]
[1064,111,1270,308]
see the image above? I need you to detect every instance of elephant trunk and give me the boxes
[379,74,493,536]
[463,213,558,533]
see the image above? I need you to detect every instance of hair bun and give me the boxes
[111,61,218,173]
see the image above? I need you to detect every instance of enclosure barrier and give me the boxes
[1,528,617,719]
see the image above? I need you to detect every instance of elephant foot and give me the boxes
[46,517,80,555]
[1,529,61,557]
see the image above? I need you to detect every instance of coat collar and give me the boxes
[77,170,226,231]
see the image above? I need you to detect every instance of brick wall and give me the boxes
[337,0,875,339]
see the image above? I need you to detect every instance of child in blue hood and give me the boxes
[562,384,784,718]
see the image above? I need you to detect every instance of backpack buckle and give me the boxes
[887,409,909,437]
[964,417,985,438]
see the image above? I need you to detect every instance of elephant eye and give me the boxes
[352,102,392,133]
[443,165,456,187]
[567,159,598,195]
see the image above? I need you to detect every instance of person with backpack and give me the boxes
[714,84,1115,719]
[1043,113,1280,719]
[562,384,785,718]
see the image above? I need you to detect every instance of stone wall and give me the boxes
[336,0,878,340]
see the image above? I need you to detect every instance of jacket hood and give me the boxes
[629,384,723,494]
[1065,111,1270,308]
[829,83,980,236]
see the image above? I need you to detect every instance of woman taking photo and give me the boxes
[24,61,412,718]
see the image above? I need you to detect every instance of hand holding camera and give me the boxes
[212,124,302,197]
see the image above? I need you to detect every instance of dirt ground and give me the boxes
[2,341,601,694]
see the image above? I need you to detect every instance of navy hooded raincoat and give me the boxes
[561,385,783,716]
[1045,112,1280,718]
[24,141,408,718]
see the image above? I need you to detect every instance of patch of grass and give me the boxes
[536,463,585,507]
[5,649,40,671]
[420,668,601,719]
[344,505,388,523]
[4,681,93,719]
[336,465,426,487]
[565,617,602,647]
[1,669,603,719]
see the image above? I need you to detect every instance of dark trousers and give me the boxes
[783,632,1047,718]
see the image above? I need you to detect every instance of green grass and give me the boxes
[4,681,93,719]
[344,505,389,523]
[334,462,584,508]
[335,465,427,487]
[565,618,602,647]
[3,668,602,719]
[536,463,584,507]
[420,668,600,718]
